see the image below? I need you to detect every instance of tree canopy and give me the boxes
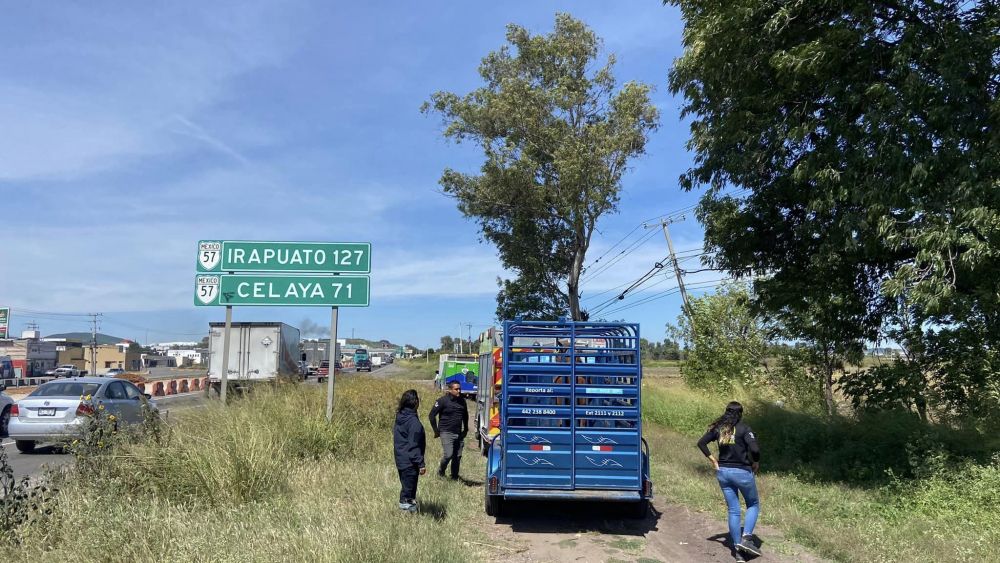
[667,0,999,417]
[424,13,659,321]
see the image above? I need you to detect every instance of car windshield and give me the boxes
[32,382,102,397]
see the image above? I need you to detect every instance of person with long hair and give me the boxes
[697,401,762,562]
[393,389,426,512]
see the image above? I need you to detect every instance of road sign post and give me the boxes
[198,241,371,274]
[326,305,338,423]
[195,274,369,307]
[220,305,232,405]
[0,308,8,339]
[194,240,371,420]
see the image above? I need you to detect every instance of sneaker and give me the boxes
[733,551,746,563]
[736,534,761,557]
[397,502,413,511]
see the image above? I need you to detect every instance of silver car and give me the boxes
[8,377,157,452]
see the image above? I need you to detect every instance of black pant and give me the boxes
[397,464,420,503]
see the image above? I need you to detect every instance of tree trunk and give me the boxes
[822,350,836,416]
[567,244,587,321]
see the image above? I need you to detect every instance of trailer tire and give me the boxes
[630,499,649,519]
[485,489,504,517]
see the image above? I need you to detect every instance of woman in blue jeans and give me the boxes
[697,401,761,562]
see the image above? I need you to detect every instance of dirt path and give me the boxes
[485,497,824,563]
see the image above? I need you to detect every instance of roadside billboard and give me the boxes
[0,308,8,339]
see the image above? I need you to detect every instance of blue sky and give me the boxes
[1,1,724,348]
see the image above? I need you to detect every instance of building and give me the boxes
[166,349,204,366]
[43,338,87,369]
[0,331,59,377]
[140,354,178,369]
[81,341,143,373]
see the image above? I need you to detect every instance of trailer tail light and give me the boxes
[643,479,653,498]
[76,402,94,416]
[489,476,499,494]
[9,404,18,417]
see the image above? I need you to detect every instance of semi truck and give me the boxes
[207,322,301,396]
[482,320,652,518]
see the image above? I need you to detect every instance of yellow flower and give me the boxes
[108,414,116,422]
[85,394,92,401]
[98,442,104,448]
[98,404,105,411]
[72,440,79,446]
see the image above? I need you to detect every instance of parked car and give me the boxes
[355,358,372,372]
[0,386,14,436]
[52,364,81,377]
[8,377,157,452]
[103,368,127,377]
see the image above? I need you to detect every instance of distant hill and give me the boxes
[45,332,130,345]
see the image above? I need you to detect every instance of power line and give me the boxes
[582,223,644,273]
[587,257,671,316]
[580,228,660,285]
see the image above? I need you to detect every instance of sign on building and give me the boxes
[0,308,8,339]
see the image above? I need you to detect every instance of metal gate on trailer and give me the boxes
[500,321,642,492]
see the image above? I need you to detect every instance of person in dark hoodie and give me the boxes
[393,389,426,512]
[697,401,762,562]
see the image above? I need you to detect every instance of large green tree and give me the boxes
[423,13,659,320]
[667,0,999,414]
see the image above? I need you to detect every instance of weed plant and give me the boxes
[3,378,490,562]
[642,380,998,562]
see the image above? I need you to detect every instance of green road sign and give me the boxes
[195,275,370,307]
[197,241,371,274]
[0,308,8,339]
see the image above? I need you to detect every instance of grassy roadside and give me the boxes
[388,359,439,380]
[642,379,998,562]
[3,379,492,562]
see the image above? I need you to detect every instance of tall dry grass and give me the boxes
[4,379,491,562]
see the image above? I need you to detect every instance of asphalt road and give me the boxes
[2,392,207,481]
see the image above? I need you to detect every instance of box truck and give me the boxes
[207,322,300,396]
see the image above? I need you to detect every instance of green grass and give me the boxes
[3,379,498,562]
[388,359,439,380]
[642,380,1000,562]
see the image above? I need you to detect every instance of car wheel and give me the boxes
[0,406,9,437]
[15,440,35,453]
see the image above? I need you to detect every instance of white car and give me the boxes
[0,386,14,436]
[53,365,81,377]
[103,368,127,377]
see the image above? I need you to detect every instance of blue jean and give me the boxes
[716,467,760,548]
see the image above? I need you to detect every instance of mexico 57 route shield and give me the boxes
[195,275,370,307]
[197,241,371,274]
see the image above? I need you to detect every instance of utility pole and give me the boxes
[457,323,464,354]
[88,313,102,375]
[464,322,474,355]
[645,219,693,326]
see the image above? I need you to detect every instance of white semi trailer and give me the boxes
[207,322,301,396]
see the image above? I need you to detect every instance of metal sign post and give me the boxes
[220,305,233,404]
[326,306,339,422]
[194,240,371,418]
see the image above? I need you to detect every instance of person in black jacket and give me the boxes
[428,381,468,479]
[393,389,426,512]
[697,401,762,562]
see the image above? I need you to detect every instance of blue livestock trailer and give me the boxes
[484,320,652,518]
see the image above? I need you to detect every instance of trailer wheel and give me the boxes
[485,489,504,517]
[630,499,649,519]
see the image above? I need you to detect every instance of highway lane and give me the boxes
[2,392,208,481]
